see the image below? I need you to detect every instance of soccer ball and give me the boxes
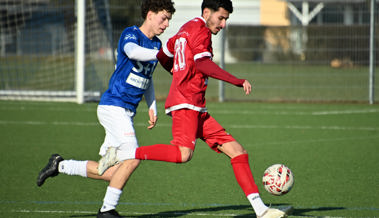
[262,164,294,196]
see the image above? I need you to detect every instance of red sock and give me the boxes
[231,154,259,196]
[136,144,182,163]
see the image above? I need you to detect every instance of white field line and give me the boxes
[209,108,379,116]
[1,105,379,116]
[246,135,379,147]
[187,109,379,116]
[0,120,378,131]
[312,109,379,115]
[228,124,379,131]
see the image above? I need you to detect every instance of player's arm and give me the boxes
[156,48,173,73]
[195,57,251,94]
[124,42,158,61]
[144,80,158,129]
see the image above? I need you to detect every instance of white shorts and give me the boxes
[97,105,138,161]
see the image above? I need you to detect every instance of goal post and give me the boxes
[0,0,114,103]
[76,0,86,104]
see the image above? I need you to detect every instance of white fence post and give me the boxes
[219,28,226,102]
[369,0,376,104]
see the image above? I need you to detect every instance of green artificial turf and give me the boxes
[0,100,378,217]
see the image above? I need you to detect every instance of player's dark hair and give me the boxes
[141,0,176,19]
[201,0,233,14]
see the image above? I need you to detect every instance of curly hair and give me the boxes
[141,0,176,19]
[201,0,233,14]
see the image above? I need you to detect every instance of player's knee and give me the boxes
[124,159,140,169]
[98,163,120,181]
[240,148,248,155]
[102,174,112,182]
[233,142,248,155]
[218,141,248,158]
[178,146,193,163]
[233,149,248,158]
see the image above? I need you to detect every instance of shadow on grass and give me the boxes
[292,206,346,216]
[68,204,346,217]
[68,205,254,217]
[128,204,254,217]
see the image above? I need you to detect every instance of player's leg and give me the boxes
[134,109,198,163]
[201,114,278,217]
[58,159,121,181]
[217,141,268,214]
[136,143,191,163]
[97,106,141,215]
[108,159,140,189]
[218,141,290,217]
[97,105,132,175]
[86,160,119,181]
[37,106,131,187]
[99,158,140,215]
[36,155,120,186]
[201,114,261,199]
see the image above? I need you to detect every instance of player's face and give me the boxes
[204,7,229,35]
[148,10,172,36]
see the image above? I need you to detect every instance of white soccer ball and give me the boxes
[262,164,294,196]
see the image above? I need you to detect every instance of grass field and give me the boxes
[2,56,379,103]
[153,63,379,103]
[0,100,378,217]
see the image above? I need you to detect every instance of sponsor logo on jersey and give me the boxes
[124,34,137,41]
[126,73,150,90]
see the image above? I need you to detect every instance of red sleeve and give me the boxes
[156,48,173,74]
[195,57,245,87]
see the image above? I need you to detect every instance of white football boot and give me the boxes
[257,206,293,218]
[98,147,119,175]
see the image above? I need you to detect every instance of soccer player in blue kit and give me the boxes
[36,1,175,217]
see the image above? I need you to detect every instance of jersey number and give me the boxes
[174,38,187,71]
[132,61,156,77]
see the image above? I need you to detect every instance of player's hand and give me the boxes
[147,109,158,130]
[243,80,252,95]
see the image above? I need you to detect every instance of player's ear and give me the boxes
[146,10,154,21]
[202,8,211,20]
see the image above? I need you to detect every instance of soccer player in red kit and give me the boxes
[119,0,292,217]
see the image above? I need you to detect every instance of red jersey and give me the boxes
[162,17,212,114]
[161,17,244,114]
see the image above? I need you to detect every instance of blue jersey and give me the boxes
[99,25,161,113]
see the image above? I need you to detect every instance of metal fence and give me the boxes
[0,0,378,103]
[109,0,379,103]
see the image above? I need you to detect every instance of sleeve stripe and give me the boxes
[194,52,212,61]
[163,42,174,58]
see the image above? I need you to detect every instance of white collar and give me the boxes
[196,16,206,24]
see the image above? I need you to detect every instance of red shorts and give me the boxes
[170,109,235,152]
